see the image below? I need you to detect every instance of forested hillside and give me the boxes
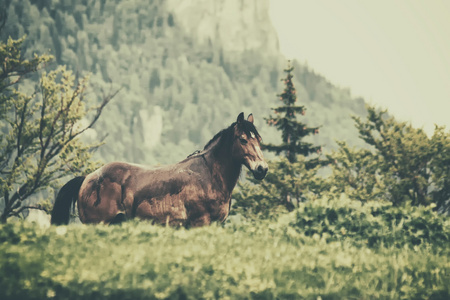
[1,0,366,165]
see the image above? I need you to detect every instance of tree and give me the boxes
[327,141,388,203]
[232,61,326,217]
[263,61,321,163]
[0,35,118,223]
[329,105,450,213]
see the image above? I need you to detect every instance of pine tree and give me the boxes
[263,61,321,164]
[232,61,326,218]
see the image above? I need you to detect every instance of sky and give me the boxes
[269,0,450,135]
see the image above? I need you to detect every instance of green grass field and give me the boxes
[1,198,449,299]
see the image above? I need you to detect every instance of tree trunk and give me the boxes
[1,192,10,223]
[284,193,295,211]
[0,211,8,224]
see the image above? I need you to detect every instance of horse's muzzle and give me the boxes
[252,164,268,180]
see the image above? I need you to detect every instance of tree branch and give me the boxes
[10,204,49,218]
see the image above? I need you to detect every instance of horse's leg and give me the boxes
[109,213,127,225]
[186,214,211,228]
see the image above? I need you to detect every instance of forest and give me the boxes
[0,0,449,299]
[0,0,367,165]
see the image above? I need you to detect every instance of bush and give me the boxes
[282,195,450,248]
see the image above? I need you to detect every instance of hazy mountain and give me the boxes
[1,0,367,165]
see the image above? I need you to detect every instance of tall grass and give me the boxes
[1,197,448,299]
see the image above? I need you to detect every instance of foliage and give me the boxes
[0,35,116,223]
[283,195,449,249]
[327,140,388,203]
[232,156,326,220]
[329,106,450,213]
[0,198,449,299]
[263,61,321,163]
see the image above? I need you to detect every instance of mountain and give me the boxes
[1,0,367,165]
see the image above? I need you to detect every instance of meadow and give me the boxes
[1,197,449,300]
[1,3,449,299]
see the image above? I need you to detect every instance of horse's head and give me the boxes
[232,112,268,180]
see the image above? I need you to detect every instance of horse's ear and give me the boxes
[237,112,244,124]
[247,114,254,124]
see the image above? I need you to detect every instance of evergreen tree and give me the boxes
[263,61,321,164]
[232,62,326,218]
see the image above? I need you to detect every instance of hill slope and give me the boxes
[1,0,366,165]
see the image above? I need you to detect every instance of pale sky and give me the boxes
[269,0,450,135]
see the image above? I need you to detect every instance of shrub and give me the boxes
[282,195,450,248]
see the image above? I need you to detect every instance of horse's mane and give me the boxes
[186,120,261,158]
[203,120,261,150]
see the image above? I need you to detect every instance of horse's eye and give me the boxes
[240,138,248,145]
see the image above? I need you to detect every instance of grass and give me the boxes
[0,198,449,299]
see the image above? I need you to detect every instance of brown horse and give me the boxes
[51,112,268,227]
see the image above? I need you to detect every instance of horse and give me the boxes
[51,112,268,227]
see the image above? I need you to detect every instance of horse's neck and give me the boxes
[204,143,241,194]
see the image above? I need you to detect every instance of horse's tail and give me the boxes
[51,176,85,225]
